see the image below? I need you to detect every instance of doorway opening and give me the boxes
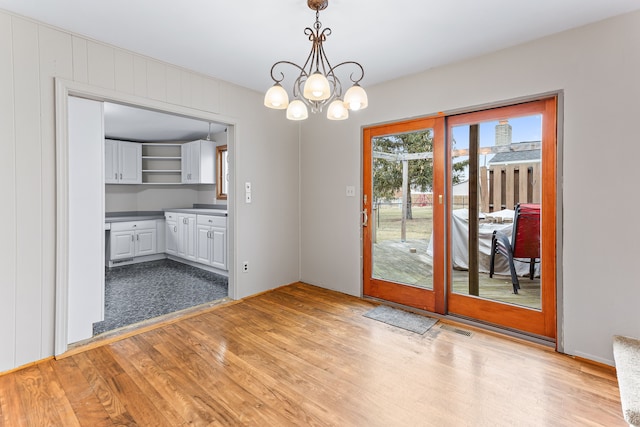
[98,102,231,336]
[55,79,237,355]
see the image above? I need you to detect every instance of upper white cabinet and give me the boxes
[182,140,215,184]
[105,139,142,184]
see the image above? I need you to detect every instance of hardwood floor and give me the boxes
[0,283,625,426]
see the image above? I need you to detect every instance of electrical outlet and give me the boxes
[346,186,355,197]
[245,192,252,203]
[242,261,249,272]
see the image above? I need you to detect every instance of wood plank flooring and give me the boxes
[0,283,626,426]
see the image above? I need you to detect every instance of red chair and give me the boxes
[489,203,541,294]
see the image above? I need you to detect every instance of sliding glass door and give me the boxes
[363,117,445,313]
[446,98,557,339]
[363,97,557,340]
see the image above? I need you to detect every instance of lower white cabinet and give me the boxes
[110,220,158,260]
[196,215,227,270]
[177,213,197,261]
[164,212,178,255]
[165,211,228,271]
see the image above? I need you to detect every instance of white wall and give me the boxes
[0,9,300,372]
[105,185,214,212]
[300,11,640,365]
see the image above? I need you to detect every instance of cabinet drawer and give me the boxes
[197,215,226,227]
[165,212,177,221]
[111,220,157,231]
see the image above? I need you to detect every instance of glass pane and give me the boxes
[372,129,434,289]
[450,116,542,309]
[222,150,228,194]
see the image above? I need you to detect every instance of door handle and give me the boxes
[362,209,368,227]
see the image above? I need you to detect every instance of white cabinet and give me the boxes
[164,212,178,255]
[109,220,158,260]
[176,213,197,261]
[110,230,136,259]
[105,139,142,184]
[196,215,227,270]
[182,140,215,184]
[166,211,227,271]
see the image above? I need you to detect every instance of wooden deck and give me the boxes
[373,239,541,309]
[0,283,624,426]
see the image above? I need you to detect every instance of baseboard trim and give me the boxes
[0,356,55,377]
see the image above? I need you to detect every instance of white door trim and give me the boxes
[54,78,238,356]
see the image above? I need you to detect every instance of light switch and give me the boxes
[346,186,355,197]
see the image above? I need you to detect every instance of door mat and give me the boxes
[363,305,437,334]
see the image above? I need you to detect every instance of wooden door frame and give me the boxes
[363,116,446,313]
[445,97,557,339]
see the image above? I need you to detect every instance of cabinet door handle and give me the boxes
[114,173,117,179]
[131,235,134,242]
[120,173,122,180]
[174,226,177,232]
[136,234,139,240]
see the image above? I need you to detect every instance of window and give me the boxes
[216,145,228,200]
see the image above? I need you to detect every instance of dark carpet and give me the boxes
[93,259,228,336]
[363,305,438,334]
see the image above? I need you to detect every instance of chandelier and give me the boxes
[263,0,368,121]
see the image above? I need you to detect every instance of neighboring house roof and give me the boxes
[452,180,468,196]
[489,141,541,164]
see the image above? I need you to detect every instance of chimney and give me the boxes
[495,119,512,146]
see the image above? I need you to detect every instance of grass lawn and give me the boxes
[373,204,433,242]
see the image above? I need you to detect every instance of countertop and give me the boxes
[163,208,227,217]
[105,208,227,224]
[105,211,164,223]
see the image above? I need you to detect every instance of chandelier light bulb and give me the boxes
[327,99,349,120]
[286,99,309,120]
[264,83,289,109]
[303,72,331,101]
[343,84,368,111]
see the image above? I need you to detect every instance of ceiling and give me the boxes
[103,102,225,142]
[2,0,640,140]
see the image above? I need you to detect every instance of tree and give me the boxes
[373,130,467,219]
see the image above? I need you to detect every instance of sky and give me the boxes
[451,114,542,149]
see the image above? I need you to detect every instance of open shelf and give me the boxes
[141,143,182,184]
